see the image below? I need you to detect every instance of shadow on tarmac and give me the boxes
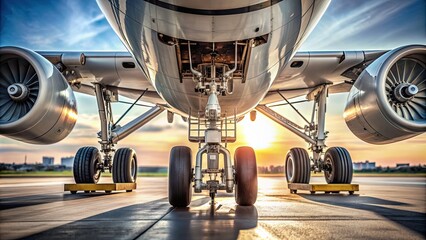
[25,196,258,240]
[301,194,426,236]
[0,192,110,210]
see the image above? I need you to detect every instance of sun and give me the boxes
[240,113,276,150]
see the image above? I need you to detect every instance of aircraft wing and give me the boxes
[260,50,387,105]
[39,49,388,106]
[38,51,166,105]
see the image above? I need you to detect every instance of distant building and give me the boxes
[353,161,376,170]
[42,156,54,166]
[61,156,74,168]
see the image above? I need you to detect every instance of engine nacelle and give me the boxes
[344,45,426,144]
[0,47,77,144]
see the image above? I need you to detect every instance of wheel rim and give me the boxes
[386,58,426,121]
[324,157,333,182]
[93,157,101,182]
[131,157,136,181]
[0,57,39,123]
[286,156,294,181]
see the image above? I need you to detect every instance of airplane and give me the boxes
[0,0,424,207]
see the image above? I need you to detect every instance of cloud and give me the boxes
[301,0,424,51]
[0,0,125,50]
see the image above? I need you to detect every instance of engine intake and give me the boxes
[344,45,426,144]
[0,47,77,144]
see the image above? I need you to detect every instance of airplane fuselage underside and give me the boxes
[97,0,330,117]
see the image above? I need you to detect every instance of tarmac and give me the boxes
[0,176,425,239]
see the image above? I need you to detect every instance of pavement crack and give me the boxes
[132,206,175,240]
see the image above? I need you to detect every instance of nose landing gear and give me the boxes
[168,78,257,207]
[167,40,258,207]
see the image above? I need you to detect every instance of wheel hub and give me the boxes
[94,158,102,181]
[324,158,333,180]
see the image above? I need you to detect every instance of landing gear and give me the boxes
[285,148,310,184]
[234,147,258,206]
[72,83,163,184]
[73,147,102,183]
[113,148,138,183]
[180,40,257,206]
[256,84,354,185]
[324,147,353,184]
[168,146,193,207]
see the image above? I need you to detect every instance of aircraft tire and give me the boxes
[73,146,102,183]
[324,147,353,184]
[234,146,258,206]
[168,146,193,207]
[285,148,311,184]
[113,148,138,183]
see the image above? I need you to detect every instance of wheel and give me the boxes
[349,191,354,195]
[70,191,77,194]
[324,147,353,184]
[310,191,315,194]
[126,190,133,192]
[234,146,258,206]
[105,190,111,194]
[73,147,102,183]
[113,148,138,183]
[285,148,311,184]
[168,146,193,207]
[84,191,90,193]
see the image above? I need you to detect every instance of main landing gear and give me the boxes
[73,84,163,184]
[168,41,257,207]
[256,85,353,185]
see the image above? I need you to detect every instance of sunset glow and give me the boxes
[240,114,277,150]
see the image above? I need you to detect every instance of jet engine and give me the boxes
[0,47,77,144]
[344,45,426,144]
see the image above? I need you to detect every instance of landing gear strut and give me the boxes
[73,84,163,184]
[256,84,353,185]
[192,83,236,203]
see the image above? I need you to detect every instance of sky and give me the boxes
[0,0,425,167]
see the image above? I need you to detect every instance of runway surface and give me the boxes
[0,176,425,239]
